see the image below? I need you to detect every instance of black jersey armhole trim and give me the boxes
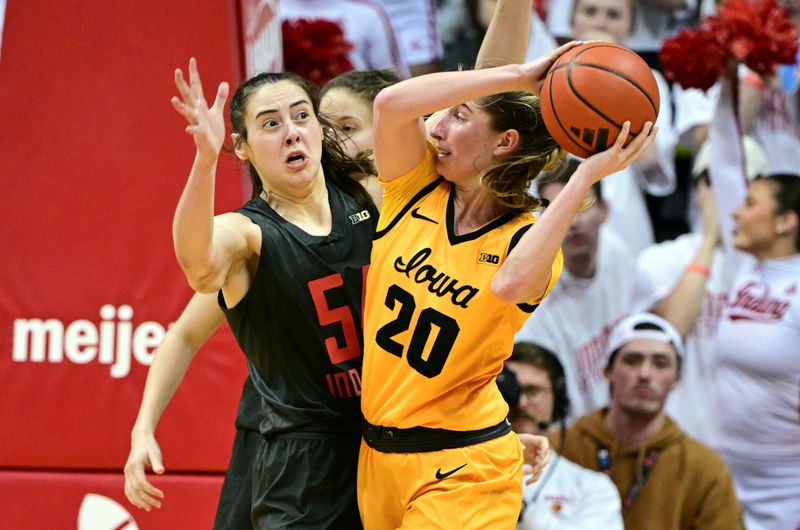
[445,188,517,245]
[219,204,267,314]
[373,177,444,240]
[507,224,540,314]
[217,290,228,311]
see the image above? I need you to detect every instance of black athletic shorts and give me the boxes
[251,431,362,530]
[213,427,260,530]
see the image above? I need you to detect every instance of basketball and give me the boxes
[539,42,660,158]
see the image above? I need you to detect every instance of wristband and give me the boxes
[686,262,710,278]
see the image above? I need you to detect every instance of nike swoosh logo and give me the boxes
[435,463,468,480]
[411,207,438,224]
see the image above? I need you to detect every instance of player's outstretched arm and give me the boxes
[493,121,658,304]
[124,293,225,511]
[475,0,532,69]
[170,58,253,293]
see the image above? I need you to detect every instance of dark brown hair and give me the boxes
[537,157,601,211]
[761,173,800,251]
[320,69,401,106]
[229,72,375,208]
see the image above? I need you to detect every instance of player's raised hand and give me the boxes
[698,179,721,247]
[578,120,658,184]
[171,57,229,161]
[520,41,582,96]
[517,433,551,485]
[124,432,166,511]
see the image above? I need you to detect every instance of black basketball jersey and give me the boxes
[232,375,261,432]
[221,181,377,436]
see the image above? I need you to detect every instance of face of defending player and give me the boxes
[732,179,797,258]
[571,0,633,44]
[606,339,679,417]
[233,80,324,198]
[429,103,520,188]
[540,181,607,276]
[506,361,554,436]
[320,87,374,159]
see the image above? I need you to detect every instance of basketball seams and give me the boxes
[557,63,657,114]
[563,42,643,66]
[544,66,592,158]
[548,42,638,76]
[540,42,658,158]
[566,61,641,134]
[565,62,627,151]
[551,43,657,115]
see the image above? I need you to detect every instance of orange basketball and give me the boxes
[539,42,659,158]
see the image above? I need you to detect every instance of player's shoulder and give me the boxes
[219,209,261,232]
[499,213,536,255]
[507,209,537,233]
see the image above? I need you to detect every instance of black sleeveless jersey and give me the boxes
[221,181,377,436]
[232,375,261,432]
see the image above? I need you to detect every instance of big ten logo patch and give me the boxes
[477,252,500,265]
[349,210,371,225]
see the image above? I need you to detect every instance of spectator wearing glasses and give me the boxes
[501,342,623,529]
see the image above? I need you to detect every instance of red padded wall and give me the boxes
[0,0,249,473]
[0,470,223,529]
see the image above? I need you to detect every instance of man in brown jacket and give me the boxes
[561,313,742,529]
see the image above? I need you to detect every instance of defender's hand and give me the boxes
[171,57,229,162]
[124,432,166,511]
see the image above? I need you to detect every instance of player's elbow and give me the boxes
[174,249,222,293]
[491,271,548,305]
[491,273,525,305]
[373,85,405,122]
[181,267,224,294]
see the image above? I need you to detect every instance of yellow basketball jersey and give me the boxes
[362,143,563,430]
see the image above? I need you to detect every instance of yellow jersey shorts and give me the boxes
[357,429,523,529]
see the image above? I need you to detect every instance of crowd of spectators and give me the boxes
[199,1,800,528]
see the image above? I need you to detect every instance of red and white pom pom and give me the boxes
[660,0,798,90]
[282,18,355,87]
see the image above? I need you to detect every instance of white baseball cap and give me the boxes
[606,313,685,361]
[692,135,767,181]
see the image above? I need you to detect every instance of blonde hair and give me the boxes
[475,92,565,213]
